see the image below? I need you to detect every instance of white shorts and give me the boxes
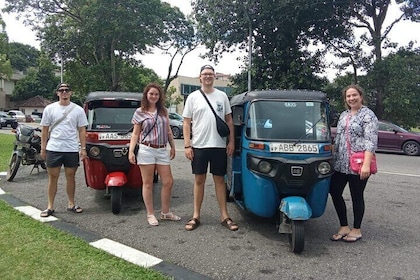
[136,144,170,165]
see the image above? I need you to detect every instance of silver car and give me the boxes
[168,112,184,139]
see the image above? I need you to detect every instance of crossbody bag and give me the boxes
[345,114,377,174]
[199,89,230,137]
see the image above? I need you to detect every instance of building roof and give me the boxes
[17,95,52,107]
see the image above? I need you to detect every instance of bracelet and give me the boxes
[184,146,191,149]
[81,147,86,150]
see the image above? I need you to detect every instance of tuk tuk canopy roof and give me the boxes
[85,91,143,103]
[230,90,327,107]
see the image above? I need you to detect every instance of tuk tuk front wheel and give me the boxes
[110,187,122,214]
[7,153,21,182]
[289,220,304,253]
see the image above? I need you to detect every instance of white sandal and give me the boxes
[147,214,159,226]
[160,212,181,221]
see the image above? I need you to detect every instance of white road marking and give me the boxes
[14,205,58,222]
[378,171,420,178]
[90,238,162,267]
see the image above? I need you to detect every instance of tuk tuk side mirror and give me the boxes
[232,106,244,126]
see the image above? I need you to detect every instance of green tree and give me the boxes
[7,42,39,72]
[165,86,183,108]
[0,17,13,79]
[11,54,59,102]
[333,0,420,118]
[373,47,420,128]
[192,0,352,92]
[3,0,193,94]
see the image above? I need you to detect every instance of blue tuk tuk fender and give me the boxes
[279,196,312,220]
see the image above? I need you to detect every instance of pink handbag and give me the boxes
[350,152,377,174]
[346,114,377,174]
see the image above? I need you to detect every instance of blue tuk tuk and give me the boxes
[227,90,334,253]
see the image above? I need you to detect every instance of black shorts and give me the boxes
[191,148,227,176]
[46,151,80,168]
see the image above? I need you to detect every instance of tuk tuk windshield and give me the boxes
[246,100,329,141]
[87,100,140,131]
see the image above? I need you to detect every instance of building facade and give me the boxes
[167,72,233,114]
[0,71,24,111]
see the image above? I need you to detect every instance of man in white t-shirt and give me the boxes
[182,65,238,231]
[39,83,89,218]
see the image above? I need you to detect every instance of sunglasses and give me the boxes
[58,88,70,93]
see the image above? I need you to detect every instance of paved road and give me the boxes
[1,139,420,279]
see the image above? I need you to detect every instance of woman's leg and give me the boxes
[348,175,368,230]
[156,164,173,214]
[139,164,156,216]
[329,172,350,227]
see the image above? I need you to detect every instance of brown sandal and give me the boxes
[185,218,200,231]
[221,217,238,231]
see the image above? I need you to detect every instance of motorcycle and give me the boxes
[82,91,144,214]
[227,90,334,253]
[7,123,46,181]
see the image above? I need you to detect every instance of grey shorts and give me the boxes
[46,151,80,168]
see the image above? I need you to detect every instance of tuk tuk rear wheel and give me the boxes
[289,220,304,253]
[7,153,21,182]
[110,187,122,214]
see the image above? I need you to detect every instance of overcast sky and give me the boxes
[1,0,419,80]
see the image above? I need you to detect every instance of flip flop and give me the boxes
[330,233,348,241]
[342,235,362,243]
[40,209,55,218]
[67,205,83,213]
[221,217,239,231]
[185,218,200,231]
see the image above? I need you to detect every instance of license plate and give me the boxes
[269,142,319,153]
[98,132,132,140]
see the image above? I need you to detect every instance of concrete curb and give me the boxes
[0,179,211,280]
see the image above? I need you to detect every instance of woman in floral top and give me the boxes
[330,85,378,243]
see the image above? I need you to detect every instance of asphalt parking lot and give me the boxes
[1,138,420,279]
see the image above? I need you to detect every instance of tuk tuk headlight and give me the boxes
[317,161,331,175]
[89,146,100,157]
[258,160,272,174]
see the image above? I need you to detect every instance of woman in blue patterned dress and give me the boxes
[329,85,378,242]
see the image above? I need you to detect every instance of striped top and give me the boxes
[131,109,169,146]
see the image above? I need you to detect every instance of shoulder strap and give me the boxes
[345,113,351,156]
[48,103,77,138]
[199,89,218,118]
[141,111,159,143]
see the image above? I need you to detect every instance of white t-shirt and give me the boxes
[40,101,89,152]
[183,88,231,148]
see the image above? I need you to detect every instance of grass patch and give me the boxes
[0,201,168,280]
[0,133,168,279]
[0,133,15,171]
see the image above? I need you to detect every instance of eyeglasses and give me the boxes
[201,73,214,77]
[58,88,70,93]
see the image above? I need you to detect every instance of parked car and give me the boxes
[7,110,26,122]
[0,111,18,128]
[331,120,420,156]
[25,115,34,122]
[31,114,42,122]
[168,112,184,139]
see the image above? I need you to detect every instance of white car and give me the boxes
[8,110,26,122]
[31,114,42,122]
